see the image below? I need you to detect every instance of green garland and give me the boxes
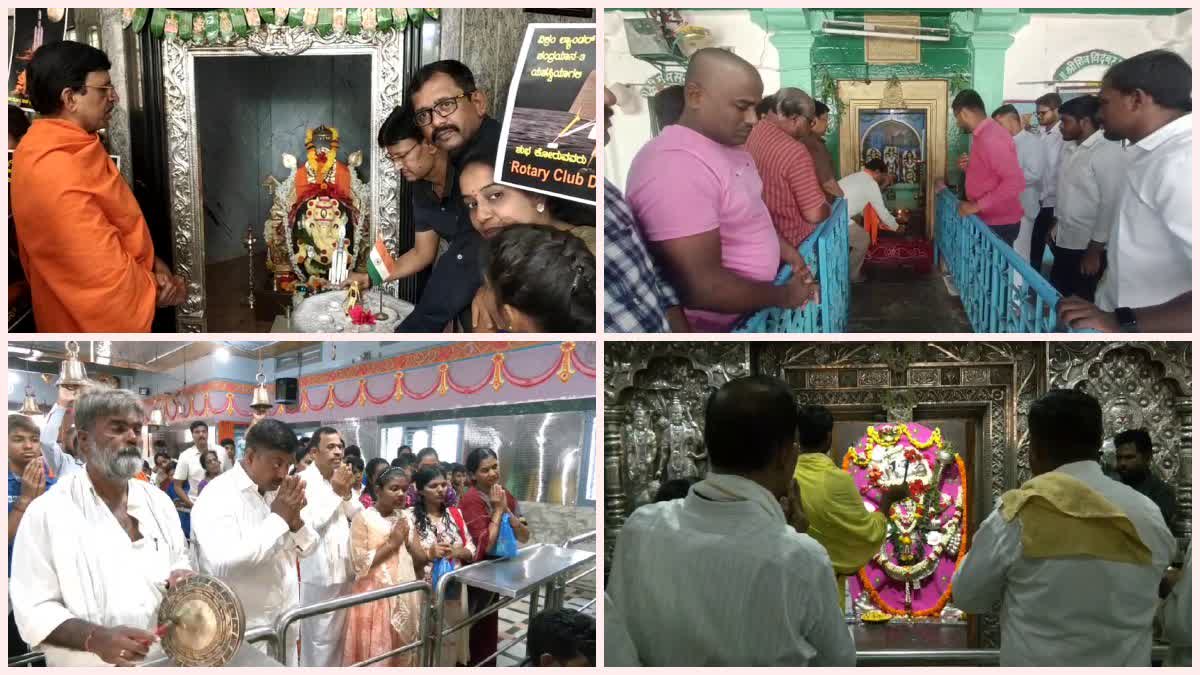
[125,8,439,44]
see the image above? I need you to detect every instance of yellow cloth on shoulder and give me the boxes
[794,453,887,607]
[999,471,1151,565]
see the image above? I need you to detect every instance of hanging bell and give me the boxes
[19,388,42,416]
[250,373,273,412]
[56,341,89,389]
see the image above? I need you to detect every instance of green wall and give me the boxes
[809,12,975,182]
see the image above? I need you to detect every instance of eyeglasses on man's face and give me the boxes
[414,91,475,127]
[83,83,118,101]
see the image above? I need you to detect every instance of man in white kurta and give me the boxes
[11,387,192,666]
[952,389,1175,666]
[172,420,212,514]
[297,427,361,666]
[606,376,855,666]
[192,418,318,666]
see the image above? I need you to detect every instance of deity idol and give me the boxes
[658,396,706,481]
[623,405,661,506]
[263,125,371,296]
[843,423,967,618]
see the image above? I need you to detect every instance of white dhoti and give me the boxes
[299,580,353,666]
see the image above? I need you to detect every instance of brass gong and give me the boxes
[157,574,245,666]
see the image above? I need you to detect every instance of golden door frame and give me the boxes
[837,79,949,241]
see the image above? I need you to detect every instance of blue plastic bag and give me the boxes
[431,556,460,600]
[490,513,519,559]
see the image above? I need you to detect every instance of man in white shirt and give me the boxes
[991,105,1045,269]
[218,438,236,473]
[11,387,193,667]
[952,389,1175,666]
[1059,50,1191,332]
[1029,92,1065,274]
[172,420,211,515]
[607,376,855,666]
[1048,95,1125,301]
[191,418,316,666]
[297,426,360,667]
[837,158,898,283]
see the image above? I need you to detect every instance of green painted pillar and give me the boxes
[958,9,1030,111]
[755,9,828,94]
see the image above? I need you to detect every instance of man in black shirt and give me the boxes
[1114,428,1177,531]
[358,60,501,332]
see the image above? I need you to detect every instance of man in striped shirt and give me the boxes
[745,88,831,249]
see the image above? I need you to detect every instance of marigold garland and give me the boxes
[843,433,969,618]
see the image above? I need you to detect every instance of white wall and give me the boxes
[1004,11,1192,100]
[604,10,780,190]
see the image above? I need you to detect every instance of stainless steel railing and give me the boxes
[271,579,431,665]
[428,543,596,667]
[855,645,1172,666]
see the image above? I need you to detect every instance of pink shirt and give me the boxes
[965,118,1026,226]
[626,124,781,332]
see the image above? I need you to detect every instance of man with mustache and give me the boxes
[191,418,316,666]
[10,41,185,332]
[10,387,193,666]
[296,427,359,666]
[1113,429,1177,532]
[625,48,818,332]
[352,60,500,332]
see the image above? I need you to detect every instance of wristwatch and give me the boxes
[1115,307,1138,332]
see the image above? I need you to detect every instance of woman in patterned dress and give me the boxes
[342,468,424,666]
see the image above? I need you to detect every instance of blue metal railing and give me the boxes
[934,190,1093,333]
[735,198,849,333]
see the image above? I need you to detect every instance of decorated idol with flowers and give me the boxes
[263,124,371,296]
[843,422,967,617]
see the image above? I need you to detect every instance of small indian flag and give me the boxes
[367,237,397,287]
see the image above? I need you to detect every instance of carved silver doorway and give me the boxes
[162,27,405,332]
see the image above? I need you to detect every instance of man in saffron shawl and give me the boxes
[10,41,184,332]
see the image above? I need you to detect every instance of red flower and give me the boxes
[349,306,376,326]
[316,151,328,163]
[910,479,928,497]
[867,467,883,485]
[904,448,921,463]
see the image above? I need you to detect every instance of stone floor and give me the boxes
[847,264,973,333]
[494,581,596,666]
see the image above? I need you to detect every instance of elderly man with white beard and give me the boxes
[10,387,193,666]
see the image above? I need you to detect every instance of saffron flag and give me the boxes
[366,237,397,287]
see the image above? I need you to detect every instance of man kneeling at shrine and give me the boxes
[952,389,1175,666]
[10,41,185,332]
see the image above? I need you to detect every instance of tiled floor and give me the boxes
[494,578,596,667]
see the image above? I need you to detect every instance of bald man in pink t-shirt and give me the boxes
[624,48,816,332]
